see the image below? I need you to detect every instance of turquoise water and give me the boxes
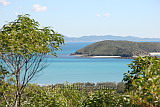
[31,42,132,84]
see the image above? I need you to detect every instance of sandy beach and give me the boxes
[70,54,121,58]
[90,56,121,58]
[149,52,160,56]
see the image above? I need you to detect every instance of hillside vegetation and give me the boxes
[74,40,160,57]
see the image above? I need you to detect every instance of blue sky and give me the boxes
[0,0,160,38]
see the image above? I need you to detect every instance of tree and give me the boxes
[0,14,64,107]
[123,56,160,107]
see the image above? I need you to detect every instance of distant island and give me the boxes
[71,40,160,57]
[64,35,160,42]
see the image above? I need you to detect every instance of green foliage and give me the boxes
[0,65,9,80]
[0,14,64,107]
[0,80,158,107]
[0,14,64,55]
[75,40,160,57]
[0,65,15,107]
[0,83,132,107]
[82,90,131,107]
[123,56,160,106]
[116,82,125,93]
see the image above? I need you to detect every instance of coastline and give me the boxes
[70,53,160,59]
[70,54,134,59]
[91,56,121,58]
[149,52,160,56]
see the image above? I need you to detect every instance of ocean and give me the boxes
[31,42,133,84]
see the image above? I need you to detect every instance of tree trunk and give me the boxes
[14,72,21,107]
[14,90,21,107]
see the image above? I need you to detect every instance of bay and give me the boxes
[31,42,132,84]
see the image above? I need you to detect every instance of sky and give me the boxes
[0,0,160,38]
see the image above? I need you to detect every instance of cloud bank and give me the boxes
[32,4,47,12]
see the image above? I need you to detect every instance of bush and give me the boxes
[123,56,160,107]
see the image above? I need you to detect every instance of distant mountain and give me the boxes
[64,35,160,42]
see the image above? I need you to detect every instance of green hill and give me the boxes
[74,40,160,57]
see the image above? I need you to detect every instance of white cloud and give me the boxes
[104,13,110,17]
[96,14,101,17]
[32,4,47,12]
[0,0,10,6]
[96,13,110,17]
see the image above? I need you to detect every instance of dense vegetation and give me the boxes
[123,56,160,107]
[0,56,159,107]
[74,40,160,57]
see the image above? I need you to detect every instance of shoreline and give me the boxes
[149,52,160,56]
[70,54,134,59]
[91,56,121,58]
[70,53,160,59]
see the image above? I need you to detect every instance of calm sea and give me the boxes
[31,42,133,84]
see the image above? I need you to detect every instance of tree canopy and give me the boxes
[0,14,64,55]
[123,56,160,106]
[0,14,64,107]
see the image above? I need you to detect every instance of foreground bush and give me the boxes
[123,56,160,107]
[0,82,130,107]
